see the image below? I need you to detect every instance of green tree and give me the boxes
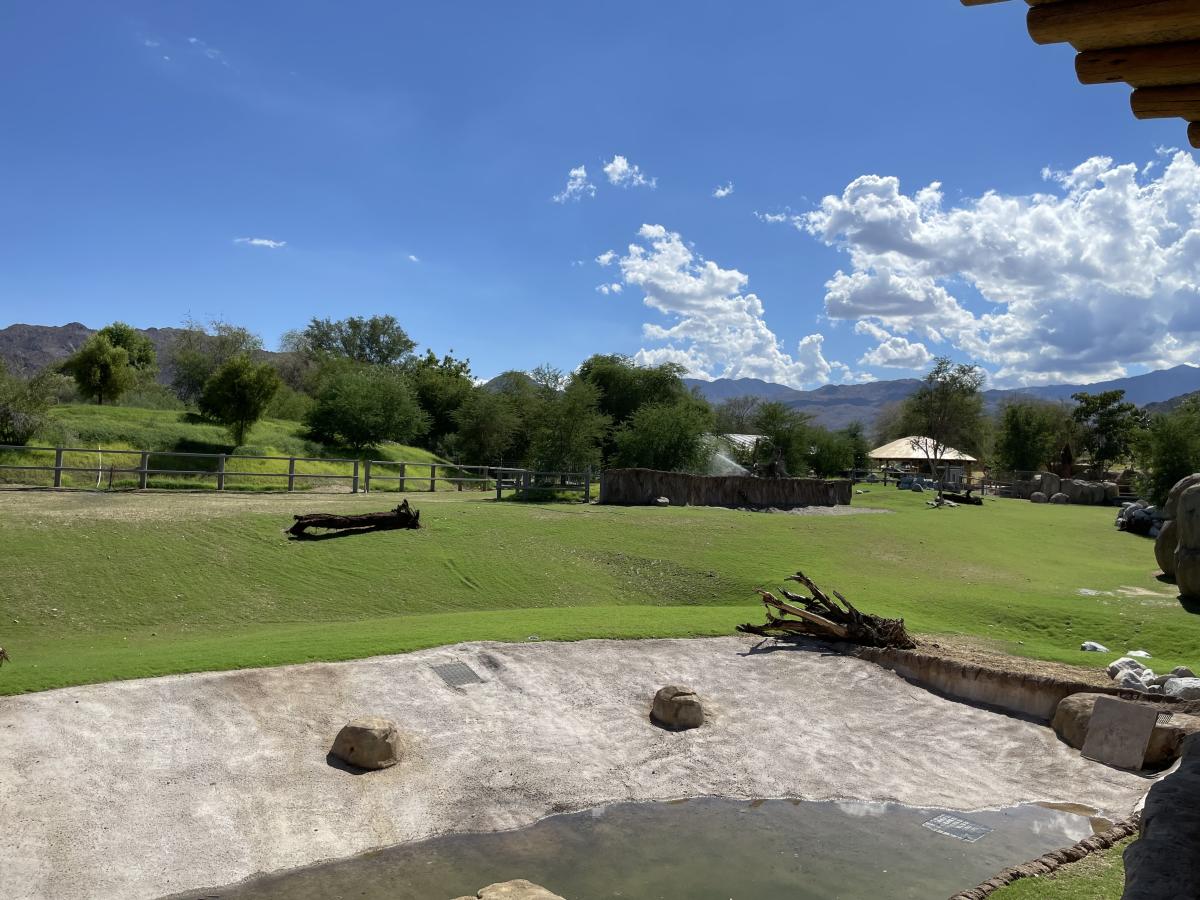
[168,319,264,404]
[1072,390,1145,476]
[286,315,416,367]
[1135,399,1200,505]
[713,395,761,435]
[897,357,986,498]
[304,366,428,451]
[198,355,281,446]
[839,421,871,470]
[527,379,610,472]
[612,397,713,472]
[807,428,855,477]
[751,401,813,475]
[0,362,55,445]
[95,322,156,373]
[407,349,473,449]
[451,388,519,463]
[61,334,137,405]
[993,399,1074,473]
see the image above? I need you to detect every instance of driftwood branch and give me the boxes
[287,499,421,538]
[738,569,916,649]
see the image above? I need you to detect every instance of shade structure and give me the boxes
[869,436,977,464]
[963,0,1200,149]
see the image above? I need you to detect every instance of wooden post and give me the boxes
[429,463,437,492]
[495,468,502,501]
[139,451,149,489]
[398,462,406,493]
[362,459,372,493]
[352,459,360,494]
[288,457,296,492]
[217,454,226,491]
[53,447,63,488]
[585,468,592,502]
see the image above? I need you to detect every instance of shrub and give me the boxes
[264,384,312,422]
[612,398,712,472]
[60,334,137,405]
[304,366,428,451]
[0,366,55,445]
[1136,400,1200,505]
[198,355,281,446]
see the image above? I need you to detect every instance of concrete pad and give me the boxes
[1081,696,1159,770]
[0,636,1152,900]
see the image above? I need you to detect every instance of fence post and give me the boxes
[363,459,372,493]
[429,463,437,492]
[352,459,360,494]
[288,457,296,492]
[495,467,502,501]
[139,451,149,490]
[217,454,226,491]
[53,447,63,488]
[584,468,592,502]
[398,462,406,493]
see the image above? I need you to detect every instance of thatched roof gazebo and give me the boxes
[869,436,978,471]
[963,0,1200,148]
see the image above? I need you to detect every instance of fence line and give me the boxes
[0,444,593,500]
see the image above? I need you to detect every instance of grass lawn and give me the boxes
[988,838,1132,899]
[2,485,1197,695]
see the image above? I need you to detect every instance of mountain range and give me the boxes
[685,364,1200,430]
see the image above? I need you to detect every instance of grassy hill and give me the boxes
[0,404,453,492]
[2,487,1196,695]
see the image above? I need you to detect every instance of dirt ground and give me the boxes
[0,636,1152,900]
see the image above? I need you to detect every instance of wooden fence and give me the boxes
[599,468,851,508]
[0,444,593,500]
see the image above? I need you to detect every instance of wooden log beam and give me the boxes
[1028,0,1200,51]
[1130,84,1200,119]
[1190,121,1200,148]
[1077,41,1200,87]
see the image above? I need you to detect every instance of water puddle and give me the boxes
[173,797,1097,899]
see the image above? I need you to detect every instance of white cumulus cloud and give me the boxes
[407,254,420,263]
[712,182,734,198]
[854,320,934,369]
[552,165,595,203]
[603,155,656,189]
[793,150,1200,385]
[595,283,623,295]
[234,237,286,249]
[608,224,858,388]
[595,250,617,267]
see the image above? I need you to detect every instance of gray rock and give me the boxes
[911,484,924,493]
[1039,472,1061,497]
[1175,484,1200,600]
[1104,482,1120,503]
[451,881,566,900]
[330,717,403,770]
[1115,670,1150,691]
[1030,491,1048,504]
[1156,519,1178,579]
[1172,666,1196,678]
[1050,492,1070,504]
[651,684,705,730]
[1108,656,1149,678]
[1165,677,1200,700]
[652,496,670,507]
[1164,473,1200,519]
[1080,641,1109,652]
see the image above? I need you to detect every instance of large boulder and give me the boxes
[1030,491,1048,504]
[1104,482,1120,503]
[650,684,705,730]
[451,881,566,900]
[1155,518,1179,579]
[1061,479,1083,503]
[1108,656,1150,679]
[1050,492,1069,504]
[330,717,403,770]
[1164,473,1200,519]
[1039,472,1061,497]
[1051,693,1200,767]
[1175,484,1200,600]
[1164,678,1200,700]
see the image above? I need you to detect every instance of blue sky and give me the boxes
[1,2,1195,387]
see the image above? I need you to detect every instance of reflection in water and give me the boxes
[177,798,1096,900]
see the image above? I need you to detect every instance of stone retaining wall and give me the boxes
[598,468,851,508]
[1122,733,1200,899]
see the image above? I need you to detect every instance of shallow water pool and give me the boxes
[179,797,1103,899]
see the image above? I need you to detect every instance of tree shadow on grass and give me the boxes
[286,526,394,542]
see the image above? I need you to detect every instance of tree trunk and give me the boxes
[287,499,421,537]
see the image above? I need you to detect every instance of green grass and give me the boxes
[2,486,1197,695]
[989,838,1131,899]
[0,404,478,492]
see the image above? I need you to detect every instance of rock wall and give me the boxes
[1122,733,1200,899]
[1011,472,1118,505]
[598,468,851,508]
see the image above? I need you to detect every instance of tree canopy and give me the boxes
[198,354,281,446]
[286,315,416,367]
[61,334,137,405]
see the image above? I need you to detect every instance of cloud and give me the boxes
[407,254,420,263]
[789,150,1200,385]
[187,36,230,67]
[595,250,616,267]
[712,182,734,199]
[595,283,623,295]
[754,211,790,223]
[607,224,857,388]
[552,165,595,203]
[854,320,934,369]
[603,155,656,189]
[234,237,286,249]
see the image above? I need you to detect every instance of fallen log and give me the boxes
[287,499,421,537]
[737,570,916,649]
[940,491,982,506]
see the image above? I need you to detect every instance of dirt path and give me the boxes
[0,636,1151,900]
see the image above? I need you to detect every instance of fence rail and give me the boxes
[0,444,593,500]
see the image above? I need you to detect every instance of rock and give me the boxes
[450,880,566,900]
[1052,692,1200,767]
[911,484,924,492]
[1104,482,1120,503]
[1030,491,1048,504]
[1128,650,1153,658]
[1164,473,1200,519]
[1175,484,1200,600]
[1108,656,1149,678]
[330,717,403,770]
[1039,472,1061,497]
[1156,519,1178,579]
[1172,666,1196,678]
[1080,641,1109,652]
[650,684,705,730]
[1115,669,1150,690]
[1150,673,1177,687]
[1049,492,1069,504]
[1165,677,1200,700]
[652,496,670,507]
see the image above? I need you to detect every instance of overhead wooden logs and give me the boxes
[1190,121,1200,148]
[1076,41,1200,87]
[1028,0,1200,51]
[1131,85,1200,120]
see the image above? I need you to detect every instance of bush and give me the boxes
[198,355,281,446]
[1136,401,1200,505]
[264,384,312,422]
[612,398,712,472]
[304,366,428,451]
[117,382,186,411]
[0,366,55,445]
[60,334,137,405]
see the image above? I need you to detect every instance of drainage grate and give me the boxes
[1157,712,1174,727]
[922,814,992,843]
[431,661,485,687]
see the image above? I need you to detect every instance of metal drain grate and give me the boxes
[922,814,992,843]
[1157,712,1174,727]
[431,661,485,687]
